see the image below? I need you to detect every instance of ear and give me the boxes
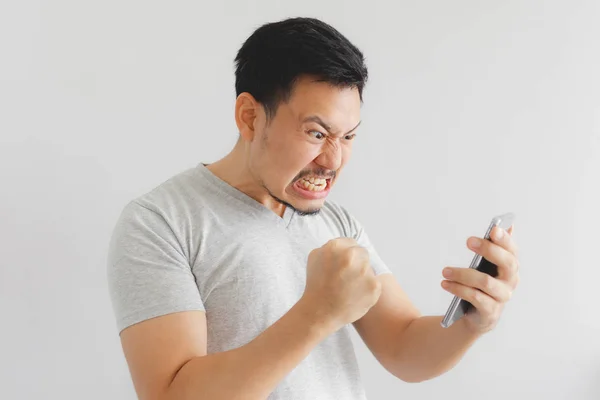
[235,93,260,142]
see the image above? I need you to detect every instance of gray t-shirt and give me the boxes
[107,163,391,400]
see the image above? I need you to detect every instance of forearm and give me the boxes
[165,299,335,400]
[390,316,481,383]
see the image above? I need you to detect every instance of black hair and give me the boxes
[234,17,369,121]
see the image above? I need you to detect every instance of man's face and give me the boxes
[248,76,362,216]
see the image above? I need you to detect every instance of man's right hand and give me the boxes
[301,237,383,332]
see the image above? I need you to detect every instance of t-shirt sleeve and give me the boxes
[354,221,392,276]
[106,200,205,334]
[333,203,393,277]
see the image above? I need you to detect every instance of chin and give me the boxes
[292,202,323,217]
[269,190,324,217]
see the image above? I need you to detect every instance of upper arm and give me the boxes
[353,273,421,368]
[120,311,207,400]
[107,201,207,398]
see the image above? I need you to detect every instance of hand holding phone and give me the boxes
[440,212,516,328]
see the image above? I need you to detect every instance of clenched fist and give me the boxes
[300,237,382,332]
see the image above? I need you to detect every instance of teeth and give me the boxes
[299,177,327,192]
[303,177,326,184]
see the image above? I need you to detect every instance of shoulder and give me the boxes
[109,165,208,258]
[112,164,215,237]
[130,165,206,217]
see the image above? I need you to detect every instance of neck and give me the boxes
[205,143,287,218]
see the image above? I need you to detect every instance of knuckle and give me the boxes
[472,289,483,304]
[347,246,366,262]
[482,274,494,292]
[513,259,520,272]
[329,237,353,249]
[327,238,341,249]
[370,278,382,294]
[345,247,359,262]
[360,262,371,276]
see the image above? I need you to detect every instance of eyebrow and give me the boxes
[302,115,362,136]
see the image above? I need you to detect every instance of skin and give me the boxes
[118,75,521,399]
[205,75,361,217]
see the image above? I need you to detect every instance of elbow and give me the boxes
[391,359,451,383]
[384,360,441,384]
[398,374,430,384]
[394,370,439,384]
[391,369,427,384]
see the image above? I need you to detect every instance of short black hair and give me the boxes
[234,17,369,121]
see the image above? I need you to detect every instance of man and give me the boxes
[107,17,520,400]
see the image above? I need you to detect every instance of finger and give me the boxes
[443,267,513,302]
[490,226,519,258]
[507,224,514,236]
[326,237,358,249]
[441,280,497,316]
[467,236,519,284]
[348,245,373,274]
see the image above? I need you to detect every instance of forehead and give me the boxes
[284,77,362,127]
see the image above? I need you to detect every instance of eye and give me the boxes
[308,130,326,140]
[344,133,356,141]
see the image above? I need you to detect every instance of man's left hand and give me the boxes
[441,225,520,334]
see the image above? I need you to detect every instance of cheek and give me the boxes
[342,144,353,159]
[296,145,321,162]
[272,138,317,165]
[260,140,309,182]
[336,143,352,168]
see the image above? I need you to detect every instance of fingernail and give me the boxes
[443,268,452,277]
[469,238,481,248]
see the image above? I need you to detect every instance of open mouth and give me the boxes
[292,176,332,199]
[296,176,330,192]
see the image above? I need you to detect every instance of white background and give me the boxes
[1,1,599,399]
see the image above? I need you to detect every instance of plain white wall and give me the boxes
[1,0,599,399]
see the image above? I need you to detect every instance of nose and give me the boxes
[314,139,343,172]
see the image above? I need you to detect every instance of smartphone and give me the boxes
[440,212,516,328]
